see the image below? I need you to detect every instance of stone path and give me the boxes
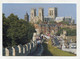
[28,44,43,56]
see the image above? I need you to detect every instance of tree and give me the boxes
[56,28,63,36]
[56,27,76,36]
[49,20,56,24]
[66,29,76,36]
[7,13,19,21]
[3,13,12,47]
[60,21,69,25]
[3,13,35,47]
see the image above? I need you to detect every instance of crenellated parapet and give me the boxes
[3,40,37,56]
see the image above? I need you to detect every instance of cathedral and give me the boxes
[24,7,74,24]
[24,7,57,23]
[30,8,44,23]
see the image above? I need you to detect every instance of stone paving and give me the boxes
[28,44,43,56]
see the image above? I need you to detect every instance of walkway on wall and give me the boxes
[28,44,43,56]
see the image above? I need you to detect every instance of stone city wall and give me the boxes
[3,41,37,56]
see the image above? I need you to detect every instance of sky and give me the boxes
[2,3,76,23]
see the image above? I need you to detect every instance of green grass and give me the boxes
[42,39,76,56]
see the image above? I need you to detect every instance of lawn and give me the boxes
[42,39,76,56]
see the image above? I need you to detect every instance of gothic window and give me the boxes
[39,13,41,16]
[51,10,53,15]
[50,10,52,16]
[32,13,33,16]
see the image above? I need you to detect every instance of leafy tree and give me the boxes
[3,13,12,47]
[3,13,35,47]
[56,27,76,36]
[60,21,69,25]
[7,13,19,21]
[49,20,56,24]
[56,29,63,36]
[66,29,76,36]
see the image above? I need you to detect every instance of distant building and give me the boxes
[38,8,44,21]
[54,16,75,24]
[30,8,37,23]
[44,8,58,22]
[30,8,44,23]
[34,24,59,35]
[55,17,65,23]
[48,7,57,20]
[24,12,29,22]
[27,7,75,24]
[44,16,53,22]
[64,16,72,24]
[30,7,58,23]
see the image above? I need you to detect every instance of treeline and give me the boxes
[3,13,35,47]
[56,28,76,36]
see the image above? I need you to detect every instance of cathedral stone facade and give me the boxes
[29,7,57,23]
[38,8,44,22]
[24,12,29,22]
[48,7,57,20]
[30,8,44,23]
